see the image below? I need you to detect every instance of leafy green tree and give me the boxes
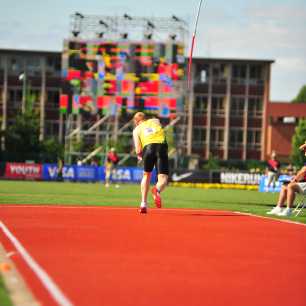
[3,88,63,163]
[290,119,306,167]
[202,152,220,170]
[293,85,306,103]
[41,138,64,163]
[4,111,40,162]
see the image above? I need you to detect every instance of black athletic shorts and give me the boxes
[142,143,169,175]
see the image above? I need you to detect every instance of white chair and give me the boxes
[293,192,306,216]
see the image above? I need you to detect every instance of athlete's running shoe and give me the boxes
[151,187,162,208]
[139,206,147,214]
[266,206,282,215]
[277,207,292,217]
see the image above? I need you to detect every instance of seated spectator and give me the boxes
[267,144,306,216]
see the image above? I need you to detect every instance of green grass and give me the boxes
[0,276,13,306]
[0,180,305,223]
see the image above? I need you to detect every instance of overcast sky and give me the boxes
[1,0,305,101]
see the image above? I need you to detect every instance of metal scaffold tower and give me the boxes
[62,13,190,165]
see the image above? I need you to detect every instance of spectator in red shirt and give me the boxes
[266,151,281,189]
[105,148,120,188]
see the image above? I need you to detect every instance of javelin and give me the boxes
[187,0,204,89]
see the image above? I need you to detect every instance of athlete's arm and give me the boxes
[133,128,142,157]
[291,166,306,182]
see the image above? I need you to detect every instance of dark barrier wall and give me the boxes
[0,162,5,177]
[4,162,267,185]
[169,170,263,185]
[4,162,157,183]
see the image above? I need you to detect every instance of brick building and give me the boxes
[0,49,62,145]
[3,48,297,162]
[265,102,306,161]
[190,58,274,161]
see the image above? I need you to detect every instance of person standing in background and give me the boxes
[104,147,120,188]
[266,151,281,190]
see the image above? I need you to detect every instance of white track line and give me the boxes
[0,221,73,306]
[234,211,306,227]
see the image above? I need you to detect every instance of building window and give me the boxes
[9,56,24,74]
[211,96,225,117]
[249,64,263,84]
[230,97,245,117]
[193,126,206,147]
[46,89,60,109]
[8,88,22,108]
[247,129,261,149]
[248,97,263,117]
[210,128,224,148]
[45,120,59,137]
[212,63,226,84]
[232,64,247,84]
[194,95,208,114]
[229,129,243,148]
[196,64,209,83]
[47,56,61,74]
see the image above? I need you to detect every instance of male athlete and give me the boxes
[133,112,168,214]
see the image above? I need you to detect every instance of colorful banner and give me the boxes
[258,175,292,192]
[62,40,185,117]
[5,163,42,180]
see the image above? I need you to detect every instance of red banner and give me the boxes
[5,163,42,180]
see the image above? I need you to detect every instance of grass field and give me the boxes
[0,180,305,224]
[0,276,12,306]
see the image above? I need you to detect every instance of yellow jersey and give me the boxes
[137,119,166,148]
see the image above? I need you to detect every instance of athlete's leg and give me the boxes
[156,174,168,192]
[141,171,151,205]
[105,164,111,187]
[287,183,300,208]
[277,184,288,207]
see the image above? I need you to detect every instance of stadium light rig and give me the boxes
[75,12,84,18]
[123,13,132,20]
[99,20,109,28]
[172,15,180,22]
[147,21,155,29]
[120,33,128,39]
[72,31,80,37]
[144,33,153,40]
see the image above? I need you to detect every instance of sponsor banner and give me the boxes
[220,172,262,185]
[43,164,77,181]
[42,164,155,183]
[5,162,42,180]
[171,182,258,191]
[259,175,293,192]
[77,165,98,182]
[170,170,211,183]
[109,167,156,183]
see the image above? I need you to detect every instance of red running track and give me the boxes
[0,205,306,306]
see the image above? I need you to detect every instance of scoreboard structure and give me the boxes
[60,39,186,118]
[61,14,189,163]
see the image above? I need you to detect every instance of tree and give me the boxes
[290,119,306,167]
[41,138,64,163]
[293,85,306,103]
[3,88,63,163]
[4,110,41,162]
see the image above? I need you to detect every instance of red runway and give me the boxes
[1,205,306,306]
